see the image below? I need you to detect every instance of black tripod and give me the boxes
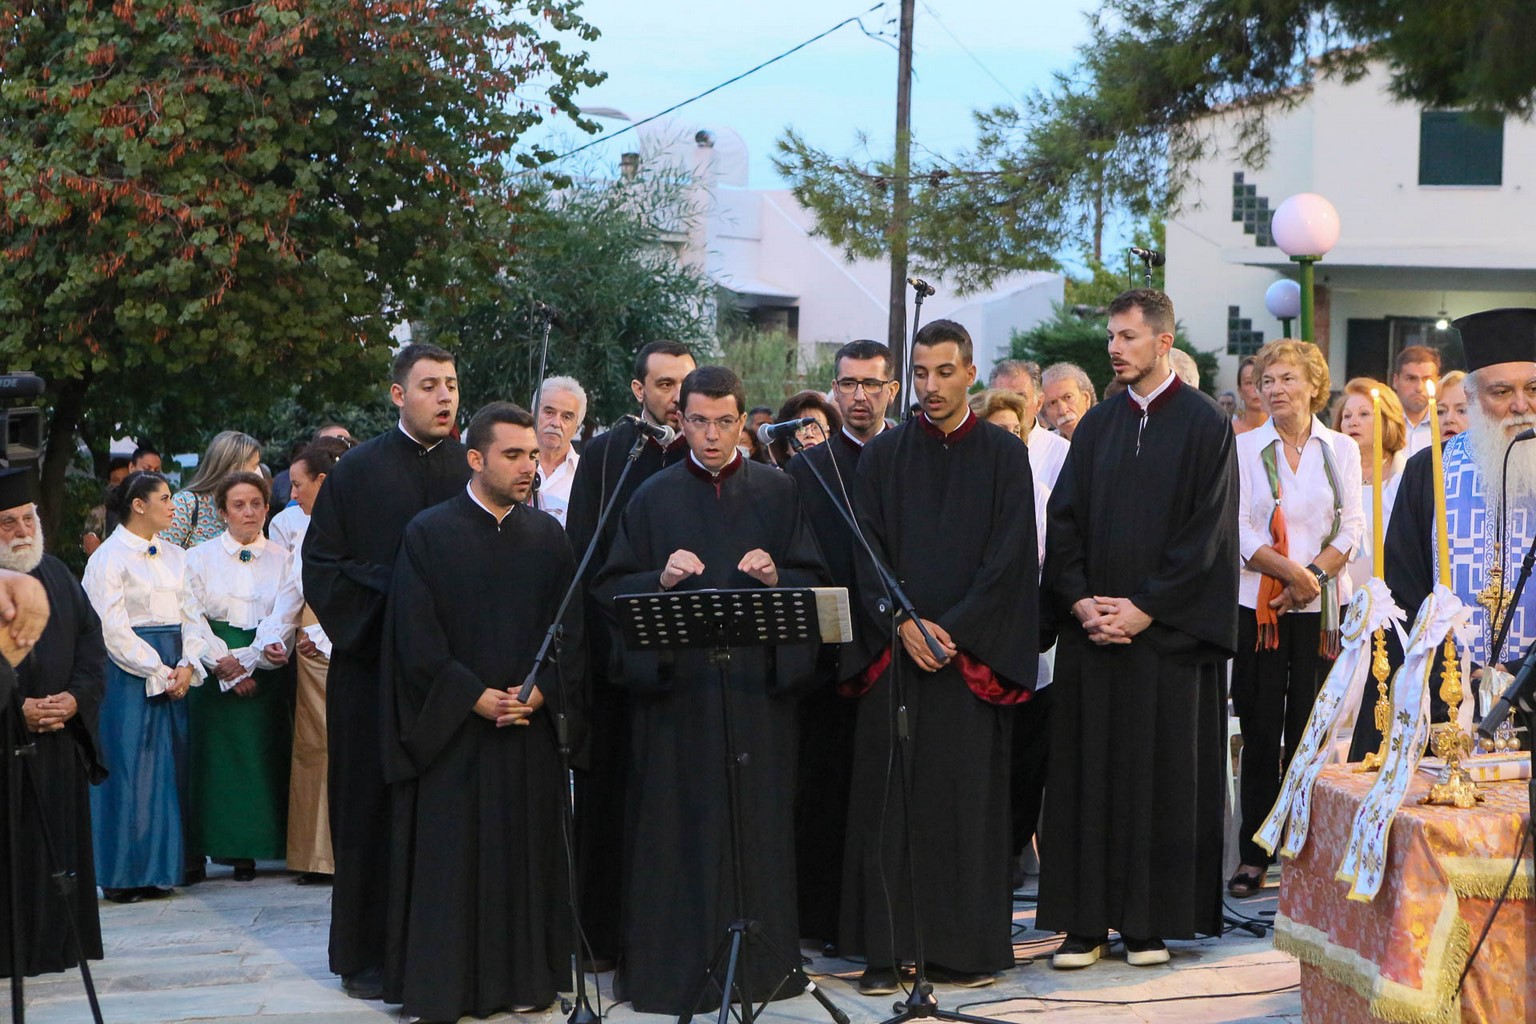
[613,589,849,1024]
[3,682,105,1024]
[514,428,655,1024]
[780,439,1007,1024]
[902,278,935,422]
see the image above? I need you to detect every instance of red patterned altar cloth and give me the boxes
[1275,765,1532,1023]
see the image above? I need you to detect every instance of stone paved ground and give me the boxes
[17,865,1301,1024]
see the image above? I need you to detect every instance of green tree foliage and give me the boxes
[717,326,839,414]
[778,2,1536,293]
[0,0,603,546]
[1011,306,1217,398]
[417,159,718,427]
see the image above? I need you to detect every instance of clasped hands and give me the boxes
[1074,596,1152,646]
[474,686,544,727]
[213,654,257,697]
[659,548,778,590]
[22,691,77,733]
[1267,560,1323,615]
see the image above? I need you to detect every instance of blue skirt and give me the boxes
[90,625,191,889]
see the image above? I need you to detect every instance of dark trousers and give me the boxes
[1232,611,1330,868]
[1009,685,1053,859]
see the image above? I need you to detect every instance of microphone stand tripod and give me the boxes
[530,302,557,413]
[513,427,653,1024]
[785,436,1007,1024]
[902,280,933,423]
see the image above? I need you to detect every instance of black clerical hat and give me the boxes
[1453,307,1536,372]
[0,468,39,512]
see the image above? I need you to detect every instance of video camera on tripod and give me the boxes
[0,374,45,470]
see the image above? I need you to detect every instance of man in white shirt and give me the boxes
[1041,362,1097,442]
[990,359,1068,489]
[1392,344,1442,456]
[533,375,586,528]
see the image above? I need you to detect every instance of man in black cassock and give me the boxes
[382,402,583,1022]
[842,320,1039,995]
[593,365,828,1014]
[303,344,469,1000]
[566,340,693,966]
[1039,290,1238,969]
[0,472,107,979]
[782,338,896,950]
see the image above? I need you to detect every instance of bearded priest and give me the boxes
[1350,307,1536,759]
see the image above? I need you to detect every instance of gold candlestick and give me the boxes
[1357,628,1392,772]
[1359,388,1391,773]
[1420,379,1480,807]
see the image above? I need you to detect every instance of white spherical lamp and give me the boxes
[1271,193,1341,257]
[1265,279,1302,320]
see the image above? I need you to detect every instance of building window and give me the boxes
[1231,173,1274,247]
[1419,111,1504,186]
[1227,306,1264,356]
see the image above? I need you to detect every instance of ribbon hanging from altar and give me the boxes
[1255,577,1407,861]
[1336,584,1474,902]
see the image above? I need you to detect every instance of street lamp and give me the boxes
[1265,278,1302,339]
[1271,193,1341,344]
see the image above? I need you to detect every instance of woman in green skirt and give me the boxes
[185,471,292,880]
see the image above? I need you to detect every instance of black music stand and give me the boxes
[614,588,850,1024]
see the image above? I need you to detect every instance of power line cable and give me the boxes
[549,2,888,164]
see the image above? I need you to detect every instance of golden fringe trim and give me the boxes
[1274,911,1469,1024]
[1444,856,1535,901]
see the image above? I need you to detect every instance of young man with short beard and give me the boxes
[1350,308,1536,758]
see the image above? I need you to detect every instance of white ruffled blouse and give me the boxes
[186,531,289,690]
[82,525,208,697]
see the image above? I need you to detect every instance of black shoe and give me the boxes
[342,966,385,1000]
[102,888,141,904]
[294,871,333,886]
[858,966,900,996]
[232,860,257,882]
[184,865,207,885]
[1227,867,1264,898]
[1051,934,1110,969]
[925,963,996,988]
[1123,935,1169,967]
[138,886,174,900]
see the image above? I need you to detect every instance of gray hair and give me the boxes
[1042,362,1097,404]
[1169,348,1200,388]
[536,375,589,425]
[988,359,1034,389]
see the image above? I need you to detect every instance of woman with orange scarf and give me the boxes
[1230,339,1364,897]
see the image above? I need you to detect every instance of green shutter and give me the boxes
[1419,111,1504,186]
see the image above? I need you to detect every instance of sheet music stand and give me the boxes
[614,588,850,1024]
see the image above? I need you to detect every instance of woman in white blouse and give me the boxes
[256,439,346,884]
[185,471,290,882]
[83,472,207,903]
[1230,340,1365,898]
[1335,378,1408,592]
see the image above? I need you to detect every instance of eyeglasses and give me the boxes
[834,378,895,395]
[682,414,742,433]
[795,421,826,439]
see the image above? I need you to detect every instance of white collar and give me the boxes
[219,531,267,559]
[465,481,512,524]
[841,424,882,448]
[538,447,577,475]
[398,420,444,453]
[1255,415,1328,450]
[1128,369,1177,411]
[115,525,160,553]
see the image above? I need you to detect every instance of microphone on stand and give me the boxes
[626,414,677,448]
[1129,247,1166,267]
[532,300,565,326]
[757,417,815,447]
[906,277,936,297]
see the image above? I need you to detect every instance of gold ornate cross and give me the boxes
[1476,542,1508,649]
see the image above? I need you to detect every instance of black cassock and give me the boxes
[841,414,1038,975]
[564,418,688,961]
[783,431,878,945]
[0,555,106,978]
[303,426,469,978]
[381,493,584,1019]
[593,455,827,1015]
[1038,377,1238,941]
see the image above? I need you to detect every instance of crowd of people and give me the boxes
[0,288,1529,1024]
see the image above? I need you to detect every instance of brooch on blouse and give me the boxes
[146,544,159,558]
[238,549,253,563]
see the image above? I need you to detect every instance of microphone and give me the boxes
[1479,646,1536,740]
[906,277,935,297]
[1129,247,1166,267]
[626,414,676,447]
[533,300,565,326]
[1513,427,1536,443]
[757,417,815,446]
[0,374,45,399]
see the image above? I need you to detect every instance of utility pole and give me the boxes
[887,0,915,393]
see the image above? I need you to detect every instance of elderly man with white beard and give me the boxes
[1349,308,1536,759]
[0,468,108,977]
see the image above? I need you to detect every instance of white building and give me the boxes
[626,118,1064,381]
[1166,59,1536,392]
